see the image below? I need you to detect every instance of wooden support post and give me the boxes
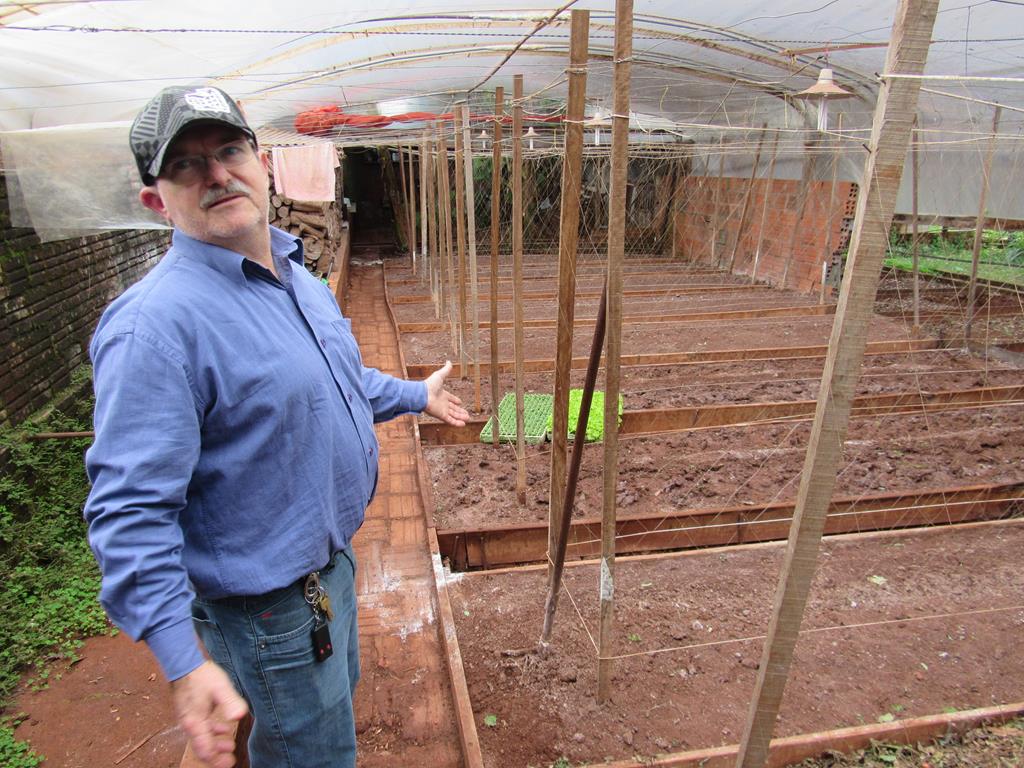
[403,141,411,270]
[597,0,632,704]
[820,114,842,302]
[911,122,920,334]
[965,105,1001,343]
[712,135,726,264]
[490,88,505,445]
[397,140,412,257]
[433,132,448,325]
[735,1,939,765]
[512,75,527,505]
[426,134,440,316]
[440,126,459,355]
[454,106,470,377]
[548,8,590,583]
[462,102,483,411]
[671,158,684,260]
[751,134,780,281]
[728,123,768,272]
[780,139,818,288]
[420,136,429,283]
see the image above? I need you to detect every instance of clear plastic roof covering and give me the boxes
[2,0,1023,236]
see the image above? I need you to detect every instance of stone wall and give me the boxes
[1,175,167,425]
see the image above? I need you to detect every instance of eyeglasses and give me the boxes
[160,139,257,184]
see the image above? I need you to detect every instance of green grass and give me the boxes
[884,228,1024,286]
[0,368,111,767]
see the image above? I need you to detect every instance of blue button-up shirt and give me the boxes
[84,227,426,681]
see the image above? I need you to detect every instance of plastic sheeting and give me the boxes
[1,123,167,242]
[1,0,1022,234]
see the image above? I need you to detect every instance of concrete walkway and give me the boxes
[346,263,462,767]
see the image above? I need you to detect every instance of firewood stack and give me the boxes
[267,162,345,277]
[268,196,343,275]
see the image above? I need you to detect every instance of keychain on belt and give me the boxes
[304,572,335,662]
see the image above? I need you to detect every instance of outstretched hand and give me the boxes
[424,360,471,426]
[171,660,249,768]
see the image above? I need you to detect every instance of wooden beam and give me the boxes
[728,123,767,271]
[462,102,483,410]
[512,74,527,505]
[911,121,920,332]
[965,105,1001,343]
[417,383,1023,445]
[592,702,1024,768]
[454,106,470,376]
[598,0,633,703]
[490,87,505,445]
[736,1,940,764]
[751,134,779,281]
[439,125,459,354]
[549,8,591,584]
[397,302,836,333]
[406,338,941,378]
[420,137,428,280]
[437,482,1023,569]
[425,133,439,316]
[390,283,772,304]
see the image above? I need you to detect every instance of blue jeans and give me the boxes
[192,547,360,768]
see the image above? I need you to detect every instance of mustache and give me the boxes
[200,180,254,210]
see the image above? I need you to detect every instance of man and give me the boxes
[84,85,469,768]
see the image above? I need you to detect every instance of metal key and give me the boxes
[318,591,335,622]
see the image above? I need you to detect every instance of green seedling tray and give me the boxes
[547,389,624,442]
[479,392,554,444]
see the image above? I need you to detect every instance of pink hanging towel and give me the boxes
[271,143,339,202]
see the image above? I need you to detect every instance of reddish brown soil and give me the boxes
[426,404,1024,531]
[428,349,1019,417]
[13,633,185,768]
[447,523,1024,768]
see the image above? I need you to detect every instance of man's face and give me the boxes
[140,123,270,249]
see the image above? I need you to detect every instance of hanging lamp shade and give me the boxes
[795,68,853,131]
[796,68,854,99]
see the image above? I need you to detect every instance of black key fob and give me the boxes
[312,621,334,663]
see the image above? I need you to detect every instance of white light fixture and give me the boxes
[478,129,489,150]
[525,125,537,150]
[795,68,853,131]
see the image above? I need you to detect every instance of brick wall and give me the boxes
[674,175,858,293]
[0,174,168,425]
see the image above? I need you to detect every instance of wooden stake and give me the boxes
[911,121,920,334]
[403,141,411,270]
[597,0,632,704]
[490,87,505,445]
[820,114,843,301]
[426,134,440,316]
[780,138,817,288]
[728,123,768,271]
[965,105,1001,343]
[462,102,483,411]
[751,134,780,282]
[397,140,412,258]
[512,75,527,505]
[433,132,448,324]
[735,1,940,764]
[440,126,459,355]
[454,106,470,377]
[548,8,591,585]
[712,135,726,264]
[421,136,429,283]
[541,286,605,647]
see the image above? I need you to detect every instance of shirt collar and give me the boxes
[170,226,304,285]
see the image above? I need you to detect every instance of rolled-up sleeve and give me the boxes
[361,367,427,422]
[84,329,205,681]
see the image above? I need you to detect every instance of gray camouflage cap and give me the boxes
[129,85,257,185]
